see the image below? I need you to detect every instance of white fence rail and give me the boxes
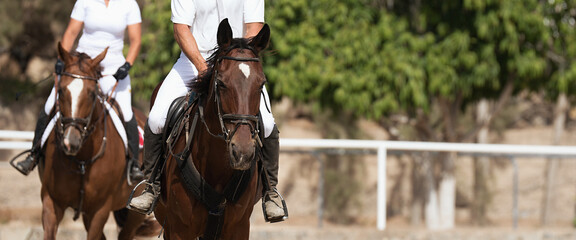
[0,130,33,150]
[3,130,576,230]
[279,138,576,231]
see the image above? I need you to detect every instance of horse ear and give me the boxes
[217,18,233,47]
[57,42,72,63]
[249,24,270,53]
[91,47,108,67]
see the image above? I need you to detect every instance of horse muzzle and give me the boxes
[228,138,256,170]
[61,127,83,156]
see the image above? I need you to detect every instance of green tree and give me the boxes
[265,0,554,227]
[538,0,576,227]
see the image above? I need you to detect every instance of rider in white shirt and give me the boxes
[129,0,286,222]
[13,0,144,182]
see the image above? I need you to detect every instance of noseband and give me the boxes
[209,55,262,144]
[55,71,104,151]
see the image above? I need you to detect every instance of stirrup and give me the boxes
[262,188,289,223]
[10,150,34,176]
[126,180,159,215]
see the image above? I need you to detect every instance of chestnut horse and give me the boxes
[38,43,159,239]
[152,19,270,239]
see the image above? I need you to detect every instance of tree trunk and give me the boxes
[422,153,440,229]
[431,98,459,230]
[438,152,455,229]
[472,99,491,225]
[541,93,568,226]
[411,153,426,226]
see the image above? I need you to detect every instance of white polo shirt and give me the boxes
[171,0,264,59]
[71,0,141,63]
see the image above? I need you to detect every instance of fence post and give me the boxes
[377,146,387,230]
[315,152,324,229]
[511,156,519,229]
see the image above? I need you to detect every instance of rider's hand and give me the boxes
[113,62,131,81]
[55,59,64,75]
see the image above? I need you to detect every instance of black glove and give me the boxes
[113,62,131,81]
[55,59,64,75]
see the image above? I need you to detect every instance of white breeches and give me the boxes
[44,52,133,121]
[148,57,276,137]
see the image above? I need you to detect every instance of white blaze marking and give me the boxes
[67,79,84,117]
[239,63,251,78]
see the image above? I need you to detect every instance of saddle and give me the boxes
[163,94,191,142]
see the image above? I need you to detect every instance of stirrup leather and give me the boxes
[262,188,289,223]
[126,180,160,215]
[126,160,144,186]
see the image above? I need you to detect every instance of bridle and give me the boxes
[55,71,105,155]
[53,69,108,220]
[200,53,263,146]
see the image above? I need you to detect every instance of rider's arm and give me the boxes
[173,23,207,74]
[61,18,84,52]
[125,23,142,66]
[244,22,264,39]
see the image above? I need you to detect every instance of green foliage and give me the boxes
[541,0,576,98]
[265,0,422,119]
[264,0,574,126]
[128,0,576,123]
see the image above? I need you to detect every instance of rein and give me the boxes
[61,71,99,81]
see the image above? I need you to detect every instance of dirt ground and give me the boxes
[1,102,576,239]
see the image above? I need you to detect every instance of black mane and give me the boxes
[187,37,256,95]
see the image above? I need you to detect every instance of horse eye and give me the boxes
[217,80,227,89]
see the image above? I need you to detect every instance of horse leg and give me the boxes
[41,189,65,240]
[82,207,111,240]
[116,209,145,240]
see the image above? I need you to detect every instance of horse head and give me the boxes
[55,42,107,156]
[206,19,270,170]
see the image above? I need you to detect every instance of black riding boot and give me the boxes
[128,122,163,214]
[13,110,49,176]
[126,116,144,182]
[262,125,287,222]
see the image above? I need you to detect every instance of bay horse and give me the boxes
[152,19,270,239]
[38,43,159,239]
